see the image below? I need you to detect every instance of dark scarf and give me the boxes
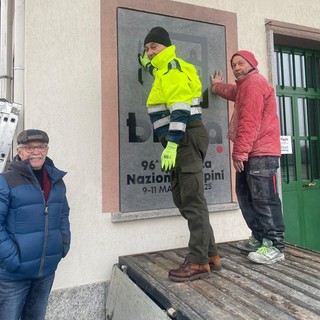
[33,167,51,202]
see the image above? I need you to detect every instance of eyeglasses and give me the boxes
[19,145,48,153]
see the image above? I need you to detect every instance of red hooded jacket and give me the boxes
[212,69,281,161]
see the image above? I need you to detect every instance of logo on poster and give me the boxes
[127,112,222,144]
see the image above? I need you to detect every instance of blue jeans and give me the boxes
[236,156,285,251]
[0,274,55,320]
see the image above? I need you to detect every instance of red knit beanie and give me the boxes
[231,50,258,68]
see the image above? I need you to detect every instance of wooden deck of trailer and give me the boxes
[116,242,320,320]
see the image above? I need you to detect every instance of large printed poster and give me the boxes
[118,9,231,212]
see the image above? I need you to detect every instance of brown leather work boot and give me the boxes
[168,260,211,282]
[209,255,222,271]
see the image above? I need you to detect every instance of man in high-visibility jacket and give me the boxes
[139,26,221,282]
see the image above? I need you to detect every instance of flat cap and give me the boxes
[17,129,49,145]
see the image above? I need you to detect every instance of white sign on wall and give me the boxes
[280,136,292,154]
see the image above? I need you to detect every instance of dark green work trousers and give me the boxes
[170,121,219,264]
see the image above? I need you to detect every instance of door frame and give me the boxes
[266,22,320,249]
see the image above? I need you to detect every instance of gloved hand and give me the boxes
[138,51,155,76]
[138,51,151,68]
[161,142,178,171]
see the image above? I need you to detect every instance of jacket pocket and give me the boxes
[61,233,70,258]
[2,239,21,272]
[249,156,278,177]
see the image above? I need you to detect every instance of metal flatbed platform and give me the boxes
[115,242,320,319]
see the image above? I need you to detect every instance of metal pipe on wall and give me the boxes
[0,0,25,152]
[13,0,25,137]
[13,0,24,105]
[0,0,13,101]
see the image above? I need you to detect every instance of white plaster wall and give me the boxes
[23,0,320,290]
[174,0,320,78]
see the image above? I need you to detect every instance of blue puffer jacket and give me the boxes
[0,156,71,281]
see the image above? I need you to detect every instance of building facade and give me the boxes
[0,0,319,318]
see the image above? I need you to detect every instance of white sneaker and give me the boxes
[248,238,285,264]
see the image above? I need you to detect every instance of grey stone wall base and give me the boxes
[46,282,108,320]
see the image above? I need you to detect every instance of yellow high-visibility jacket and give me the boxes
[146,45,203,144]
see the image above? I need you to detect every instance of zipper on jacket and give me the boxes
[29,168,51,277]
[39,194,49,276]
[39,211,49,277]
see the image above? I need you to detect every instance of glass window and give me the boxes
[294,54,305,88]
[275,45,320,184]
[317,56,320,89]
[281,144,297,183]
[283,53,294,87]
[308,99,320,137]
[311,140,320,179]
[277,96,294,136]
[306,55,314,89]
[297,98,308,137]
[300,140,310,180]
[274,51,281,86]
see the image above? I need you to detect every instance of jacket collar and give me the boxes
[9,155,66,182]
[235,69,258,85]
[151,45,176,70]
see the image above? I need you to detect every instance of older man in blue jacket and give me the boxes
[0,129,71,320]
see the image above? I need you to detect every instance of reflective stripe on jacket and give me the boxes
[147,45,202,144]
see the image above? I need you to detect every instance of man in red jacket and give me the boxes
[210,50,285,264]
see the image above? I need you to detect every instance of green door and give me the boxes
[274,46,320,251]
